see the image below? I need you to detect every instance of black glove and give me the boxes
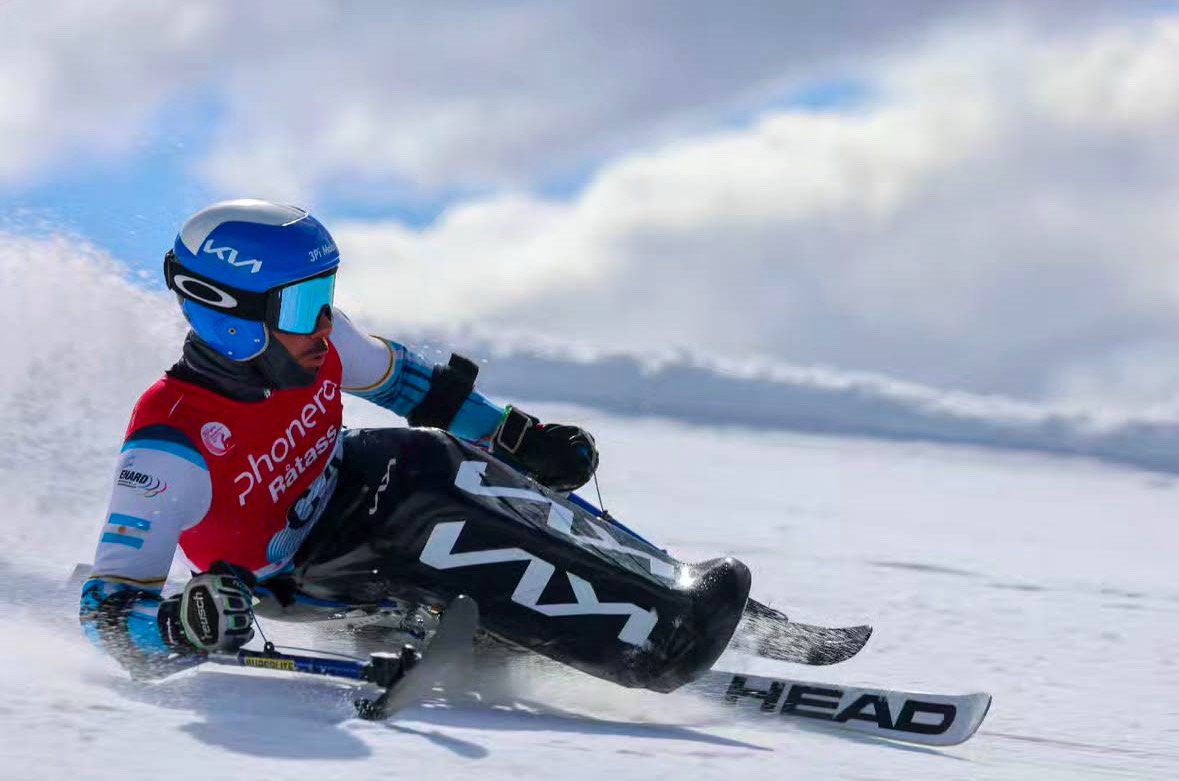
[492,406,599,491]
[160,561,256,654]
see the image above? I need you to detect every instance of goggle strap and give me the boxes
[163,252,336,329]
[164,251,269,320]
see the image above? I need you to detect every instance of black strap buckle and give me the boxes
[494,406,536,454]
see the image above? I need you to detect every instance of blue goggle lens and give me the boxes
[276,274,336,334]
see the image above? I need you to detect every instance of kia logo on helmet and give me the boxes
[172,275,238,309]
[202,239,263,274]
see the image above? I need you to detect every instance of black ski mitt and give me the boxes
[492,406,599,492]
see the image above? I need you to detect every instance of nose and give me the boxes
[311,308,333,338]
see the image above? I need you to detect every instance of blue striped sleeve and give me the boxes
[348,339,432,417]
[349,338,506,442]
[450,392,508,443]
[80,577,173,662]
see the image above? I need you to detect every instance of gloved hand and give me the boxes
[492,406,599,491]
[160,561,256,654]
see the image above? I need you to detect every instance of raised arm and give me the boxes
[332,308,598,491]
[331,308,504,443]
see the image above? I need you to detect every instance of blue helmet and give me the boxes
[165,199,341,360]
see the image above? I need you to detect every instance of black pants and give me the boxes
[290,427,750,692]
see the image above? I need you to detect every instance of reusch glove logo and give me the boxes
[185,586,219,646]
[179,566,256,652]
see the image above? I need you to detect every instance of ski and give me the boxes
[204,595,987,746]
[684,668,991,747]
[729,598,873,665]
[356,594,479,719]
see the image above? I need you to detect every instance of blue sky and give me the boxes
[0,77,870,285]
[0,94,450,280]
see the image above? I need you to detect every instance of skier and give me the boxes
[81,199,749,693]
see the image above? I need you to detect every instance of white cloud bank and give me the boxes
[334,14,1179,407]
[2,2,1177,408]
[0,1,1140,192]
[4,234,1179,480]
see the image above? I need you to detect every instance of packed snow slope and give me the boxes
[2,402,1177,780]
[0,240,1176,779]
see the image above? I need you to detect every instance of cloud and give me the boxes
[1032,17,1179,129]
[0,1,1144,192]
[3,2,1176,407]
[199,2,1155,199]
[0,1,219,181]
[196,0,970,196]
[333,14,1179,406]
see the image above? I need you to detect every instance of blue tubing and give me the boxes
[565,492,663,551]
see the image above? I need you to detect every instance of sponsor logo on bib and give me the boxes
[201,421,233,456]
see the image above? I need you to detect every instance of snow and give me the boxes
[407,329,1179,474]
[0,245,1175,778]
[2,395,1176,779]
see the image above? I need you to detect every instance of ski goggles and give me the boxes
[164,251,337,335]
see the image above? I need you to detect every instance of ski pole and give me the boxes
[206,645,374,682]
[204,642,420,718]
[201,594,479,720]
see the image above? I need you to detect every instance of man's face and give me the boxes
[272,310,333,372]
